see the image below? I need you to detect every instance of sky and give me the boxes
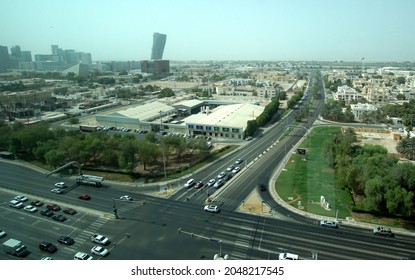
[1,0,415,62]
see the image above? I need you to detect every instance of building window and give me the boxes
[206,126,212,131]
[196,125,204,130]
[188,124,194,129]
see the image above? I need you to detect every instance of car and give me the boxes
[231,166,241,174]
[373,226,394,237]
[235,158,244,165]
[54,182,67,188]
[204,204,220,213]
[217,172,227,179]
[9,199,24,209]
[213,179,224,189]
[39,241,57,253]
[119,195,133,201]
[14,195,28,202]
[258,184,267,191]
[40,209,54,217]
[51,188,64,194]
[74,252,93,260]
[91,234,110,245]
[63,208,77,215]
[206,178,216,187]
[24,205,37,213]
[194,181,204,189]
[40,257,54,260]
[184,179,195,188]
[319,220,339,229]
[47,203,61,211]
[57,236,75,245]
[91,245,110,257]
[0,230,7,238]
[79,194,91,200]
[31,200,44,207]
[52,214,67,222]
[279,252,299,260]
[245,136,253,141]
[226,165,235,172]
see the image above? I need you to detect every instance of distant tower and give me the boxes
[151,32,167,60]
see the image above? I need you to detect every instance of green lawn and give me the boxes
[275,126,351,219]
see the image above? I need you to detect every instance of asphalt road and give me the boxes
[2,72,415,260]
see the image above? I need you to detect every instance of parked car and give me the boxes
[47,204,61,211]
[63,208,77,215]
[9,199,24,209]
[40,209,54,217]
[204,205,220,213]
[14,195,28,202]
[52,214,67,222]
[39,241,57,253]
[31,200,44,207]
[24,205,37,213]
[194,181,204,189]
[79,194,91,200]
[373,226,394,237]
[57,236,75,245]
[91,245,109,257]
[0,230,7,238]
[319,220,339,229]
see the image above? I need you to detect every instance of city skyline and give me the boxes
[1,0,415,62]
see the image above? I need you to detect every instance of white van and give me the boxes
[184,179,195,188]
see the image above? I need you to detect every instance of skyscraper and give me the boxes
[151,32,166,60]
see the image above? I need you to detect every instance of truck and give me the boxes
[76,174,104,187]
[3,238,28,257]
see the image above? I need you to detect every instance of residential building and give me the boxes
[350,103,377,121]
[333,85,363,103]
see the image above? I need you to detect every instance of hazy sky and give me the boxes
[1,0,415,62]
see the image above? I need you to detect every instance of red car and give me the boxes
[47,203,61,211]
[194,181,204,189]
[79,194,91,200]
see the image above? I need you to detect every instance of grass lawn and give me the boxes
[275,126,352,219]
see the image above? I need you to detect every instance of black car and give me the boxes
[40,209,54,217]
[57,236,74,245]
[63,208,77,215]
[39,241,57,253]
[31,200,44,207]
[52,214,67,222]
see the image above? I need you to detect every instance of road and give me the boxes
[1,71,415,260]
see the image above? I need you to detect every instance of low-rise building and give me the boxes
[350,103,377,121]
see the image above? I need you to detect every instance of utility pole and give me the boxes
[160,111,167,178]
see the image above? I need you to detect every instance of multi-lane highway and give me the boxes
[1,72,414,260]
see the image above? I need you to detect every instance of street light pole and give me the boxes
[160,111,167,178]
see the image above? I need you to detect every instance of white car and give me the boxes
[91,246,109,257]
[54,182,66,188]
[24,205,37,213]
[9,199,24,209]
[278,252,299,260]
[217,172,226,179]
[184,179,195,188]
[319,220,338,228]
[14,195,28,202]
[51,188,64,194]
[119,195,133,201]
[204,205,220,213]
[0,230,7,238]
[91,234,110,245]
[231,166,241,174]
[74,252,93,260]
[40,257,54,260]
[206,178,216,187]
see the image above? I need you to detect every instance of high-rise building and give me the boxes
[151,32,167,60]
[0,45,10,69]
